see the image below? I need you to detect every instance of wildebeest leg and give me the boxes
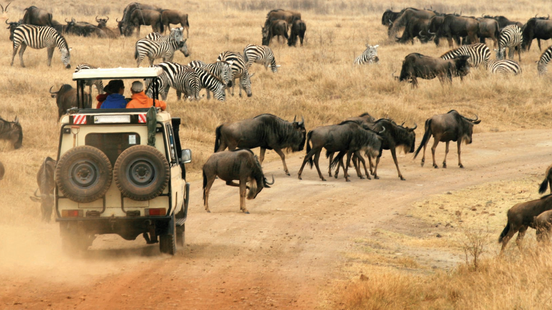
[500,224,519,253]
[457,140,463,168]
[538,39,542,51]
[18,44,27,67]
[313,150,326,181]
[343,152,353,182]
[239,180,249,214]
[447,36,454,48]
[203,176,216,213]
[515,226,528,250]
[389,148,405,180]
[328,152,334,177]
[274,148,290,176]
[431,139,440,168]
[355,151,371,180]
[368,156,376,176]
[46,46,55,67]
[298,148,318,180]
[259,148,266,164]
[442,141,450,168]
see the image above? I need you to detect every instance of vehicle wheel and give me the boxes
[114,145,169,201]
[55,146,112,203]
[176,223,185,247]
[159,216,177,255]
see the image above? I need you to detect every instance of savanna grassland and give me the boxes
[1,0,552,308]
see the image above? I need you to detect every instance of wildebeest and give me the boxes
[521,16,552,51]
[414,110,480,169]
[428,14,480,47]
[398,53,470,87]
[476,17,500,47]
[22,6,52,27]
[483,15,523,31]
[297,121,382,182]
[499,194,552,252]
[288,19,306,47]
[29,157,56,222]
[202,149,274,214]
[262,19,288,46]
[160,10,189,37]
[64,18,98,37]
[0,116,22,149]
[95,16,118,39]
[118,2,162,36]
[125,9,163,37]
[538,164,552,194]
[214,114,306,176]
[49,84,91,119]
[535,210,552,243]
[5,18,20,41]
[0,161,4,180]
[381,8,406,27]
[266,9,301,28]
[390,8,436,43]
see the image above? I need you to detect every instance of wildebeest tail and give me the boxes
[330,151,346,169]
[214,125,223,153]
[202,169,207,201]
[539,177,549,194]
[414,119,432,159]
[306,131,313,168]
[498,223,510,243]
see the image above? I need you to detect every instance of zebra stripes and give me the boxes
[192,66,227,101]
[354,44,379,65]
[243,44,279,73]
[74,63,104,95]
[440,43,490,67]
[144,27,183,42]
[217,51,254,97]
[135,28,188,67]
[153,62,201,100]
[188,60,233,99]
[11,24,71,68]
[538,46,552,75]
[487,59,522,75]
[497,25,522,61]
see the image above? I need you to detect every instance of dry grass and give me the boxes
[1,0,552,306]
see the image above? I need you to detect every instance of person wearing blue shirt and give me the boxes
[100,80,127,109]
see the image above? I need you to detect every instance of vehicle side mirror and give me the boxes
[181,149,192,164]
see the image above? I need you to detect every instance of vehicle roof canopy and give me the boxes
[73,67,164,80]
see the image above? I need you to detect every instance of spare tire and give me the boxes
[113,145,169,201]
[55,145,113,203]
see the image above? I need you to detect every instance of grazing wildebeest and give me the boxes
[521,16,552,51]
[0,161,4,180]
[266,9,301,28]
[160,10,189,37]
[125,9,163,37]
[414,110,481,169]
[499,194,552,252]
[214,114,306,176]
[49,84,91,119]
[476,17,500,47]
[428,14,480,47]
[398,53,470,87]
[95,16,118,39]
[297,121,382,182]
[288,19,306,47]
[203,149,274,214]
[29,157,56,222]
[22,6,53,27]
[538,164,552,194]
[262,19,288,46]
[0,116,22,149]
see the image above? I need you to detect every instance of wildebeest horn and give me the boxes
[410,123,417,131]
[264,175,275,187]
[116,17,121,22]
[379,126,386,134]
[400,122,405,126]
[4,2,10,12]
[300,115,304,125]
[5,18,9,24]
[427,30,435,35]
[14,116,18,123]
[65,18,70,23]
[96,15,100,22]
[464,114,479,122]
[105,16,109,22]
[293,115,297,123]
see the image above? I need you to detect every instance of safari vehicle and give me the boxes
[55,67,191,255]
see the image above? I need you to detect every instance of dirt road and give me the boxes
[1,130,551,309]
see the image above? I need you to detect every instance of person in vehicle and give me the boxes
[126,81,167,111]
[100,80,127,109]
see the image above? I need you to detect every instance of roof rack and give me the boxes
[73,67,164,80]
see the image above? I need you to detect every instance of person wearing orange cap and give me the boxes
[126,81,167,111]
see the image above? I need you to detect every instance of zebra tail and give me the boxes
[214,125,223,153]
[134,42,139,60]
[306,131,313,168]
[414,119,432,159]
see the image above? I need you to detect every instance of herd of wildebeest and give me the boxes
[1,3,552,253]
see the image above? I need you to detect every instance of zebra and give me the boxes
[135,28,188,67]
[188,60,233,99]
[497,25,522,61]
[217,51,255,97]
[11,24,71,68]
[354,44,379,65]
[149,62,201,100]
[440,43,490,67]
[74,63,104,96]
[243,44,279,73]
[537,46,552,75]
[487,59,522,75]
[144,27,183,42]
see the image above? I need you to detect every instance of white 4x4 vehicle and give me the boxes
[55,67,191,255]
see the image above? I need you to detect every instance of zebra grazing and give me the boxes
[440,43,490,67]
[74,63,104,96]
[487,59,522,75]
[188,60,233,99]
[11,24,71,68]
[538,46,552,75]
[217,51,255,97]
[497,25,522,61]
[354,44,379,65]
[135,28,189,67]
[243,44,279,73]
[150,62,200,100]
[192,67,227,101]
